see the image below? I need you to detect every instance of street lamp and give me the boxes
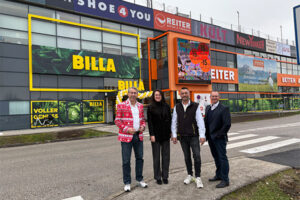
[237,11,240,31]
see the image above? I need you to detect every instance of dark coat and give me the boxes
[204,103,231,140]
[147,102,171,142]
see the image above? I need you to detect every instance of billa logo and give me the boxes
[155,13,166,27]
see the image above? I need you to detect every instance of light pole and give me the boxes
[237,11,240,31]
[280,25,283,43]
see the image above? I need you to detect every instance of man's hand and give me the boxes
[127,128,135,134]
[172,137,177,144]
[200,137,205,145]
[139,126,145,132]
[150,136,155,142]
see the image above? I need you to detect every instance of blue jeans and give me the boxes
[208,137,229,182]
[180,136,201,177]
[121,134,144,184]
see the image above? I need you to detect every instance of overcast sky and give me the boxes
[157,0,298,45]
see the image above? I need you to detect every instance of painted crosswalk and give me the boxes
[240,138,300,154]
[227,136,279,149]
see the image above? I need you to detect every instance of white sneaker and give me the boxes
[137,180,148,188]
[124,184,131,192]
[184,175,193,184]
[196,177,204,188]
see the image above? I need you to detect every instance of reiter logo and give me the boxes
[155,13,166,27]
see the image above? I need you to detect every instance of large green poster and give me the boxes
[32,45,140,79]
[31,101,59,128]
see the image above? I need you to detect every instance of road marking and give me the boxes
[239,122,300,133]
[62,196,84,200]
[227,136,279,149]
[229,134,257,141]
[228,132,240,136]
[240,138,300,154]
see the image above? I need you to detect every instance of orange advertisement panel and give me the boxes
[211,66,238,84]
[277,73,300,87]
[153,10,191,34]
[253,60,264,68]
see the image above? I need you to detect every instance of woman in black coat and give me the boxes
[147,90,172,185]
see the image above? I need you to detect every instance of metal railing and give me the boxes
[123,0,295,46]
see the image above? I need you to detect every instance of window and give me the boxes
[103,32,121,45]
[29,6,55,18]
[0,14,27,31]
[9,101,29,115]
[32,20,56,35]
[102,21,120,30]
[32,33,56,47]
[0,28,28,45]
[228,84,236,91]
[0,1,28,17]
[57,24,80,39]
[57,37,80,50]
[139,28,153,39]
[82,41,102,52]
[121,25,138,34]
[122,35,137,47]
[122,47,137,57]
[81,28,102,42]
[56,11,80,23]
[81,16,101,27]
[103,44,121,55]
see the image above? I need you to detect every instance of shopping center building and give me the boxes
[0,0,299,130]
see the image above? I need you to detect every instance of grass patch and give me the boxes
[221,168,300,200]
[0,129,115,148]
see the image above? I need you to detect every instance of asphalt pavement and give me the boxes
[0,114,299,200]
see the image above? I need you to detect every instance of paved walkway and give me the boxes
[106,156,289,200]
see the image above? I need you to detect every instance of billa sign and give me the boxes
[235,32,266,52]
[153,10,191,34]
[32,45,139,79]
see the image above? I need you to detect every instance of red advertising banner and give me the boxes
[277,73,300,87]
[211,66,238,84]
[153,10,191,34]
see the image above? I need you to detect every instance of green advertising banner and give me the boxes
[31,101,59,128]
[32,45,140,79]
[31,100,105,128]
[83,100,104,124]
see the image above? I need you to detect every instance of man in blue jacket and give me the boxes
[205,91,231,188]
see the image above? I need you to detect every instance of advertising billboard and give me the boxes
[235,32,266,52]
[277,73,300,87]
[192,20,235,45]
[266,40,277,54]
[294,5,300,64]
[153,10,191,34]
[176,38,211,84]
[31,101,59,128]
[32,45,140,79]
[277,43,291,56]
[237,54,278,92]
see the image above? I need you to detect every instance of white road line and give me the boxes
[203,133,257,146]
[227,136,279,149]
[240,138,300,154]
[239,122,300,133]
[229,134,257,141]
[228,132,240,136]
[62,196,84,200]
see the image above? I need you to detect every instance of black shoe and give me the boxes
[163,179,168,184]
[209,176,221,182]
[216,181,229,188]
[156,179,162,185]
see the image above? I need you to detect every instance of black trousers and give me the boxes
[208,137,229,182]
[151,140,170,180]
[180,136,201,177]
